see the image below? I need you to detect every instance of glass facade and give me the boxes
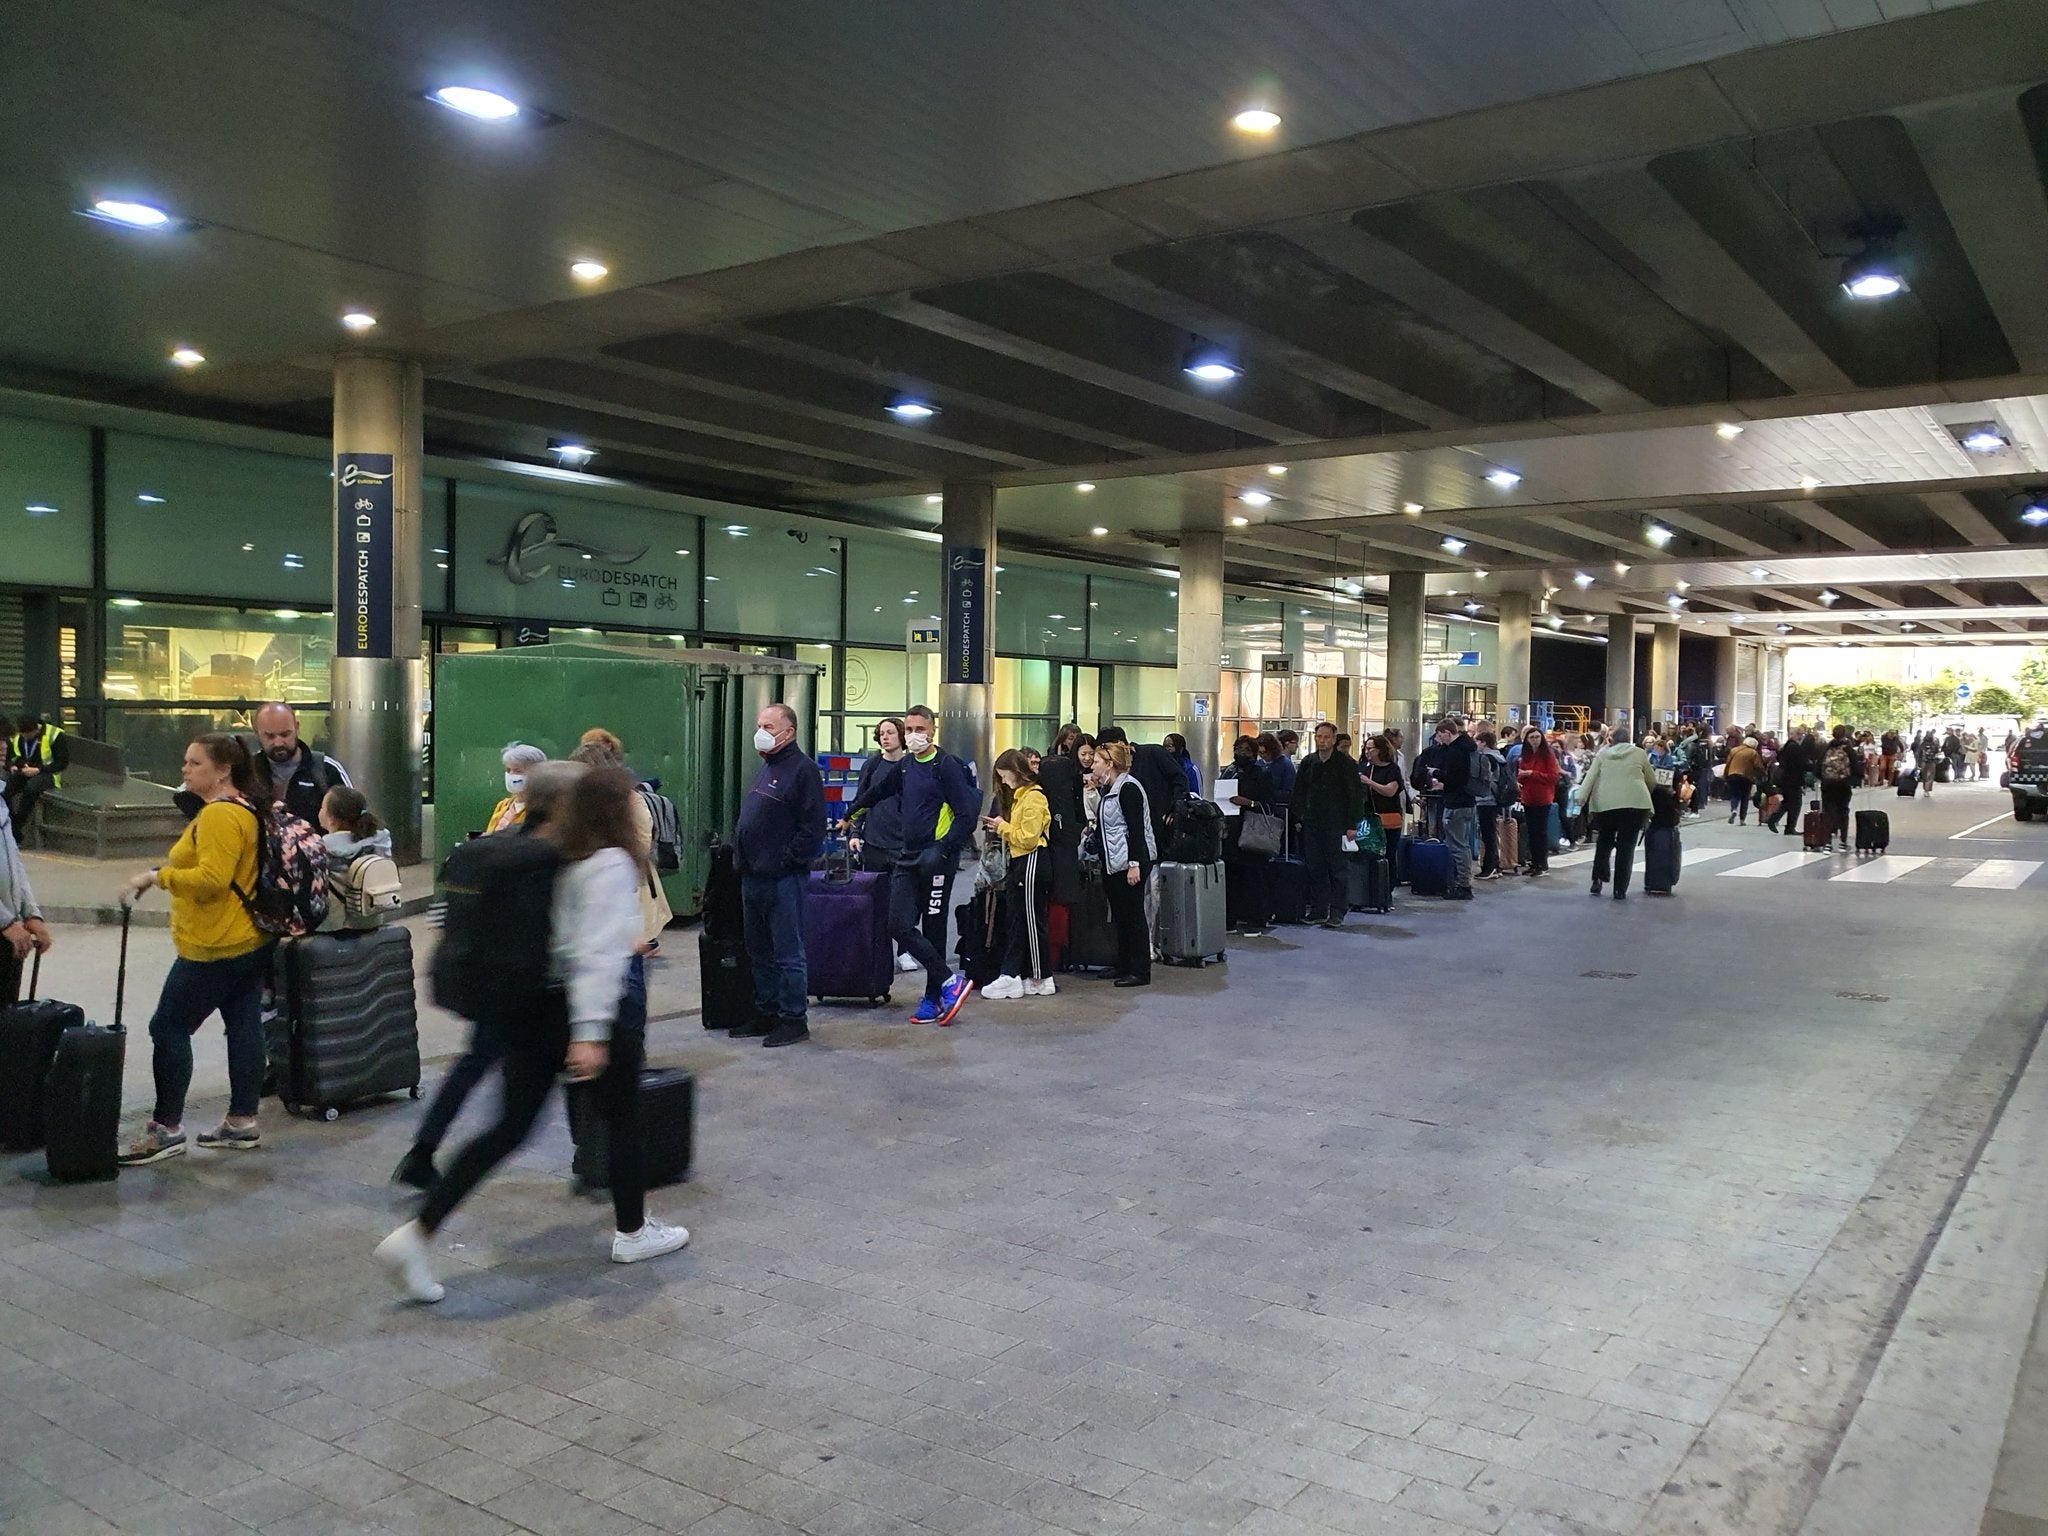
[845,532,940,645]
[703,506,840,641]
[994,559,1090,658]
[453,479,698,631]
[1088,574,1177,664]
[3,417,92,588]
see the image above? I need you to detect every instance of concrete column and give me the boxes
[1496,591,1531,730]
[1649,621,1680,727]
[939,480,996,789]
[330,356,424,863]
[1385,571,1426,746]
[1604,614,1636,734]
[1712,636,1739,734]
[1175,527,1225,785]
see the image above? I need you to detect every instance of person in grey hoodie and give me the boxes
[0,796,51,1004]
[1579,730,1660,900]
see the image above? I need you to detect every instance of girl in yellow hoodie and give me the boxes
[980,749,1053,1000]
[117,732,272,1165]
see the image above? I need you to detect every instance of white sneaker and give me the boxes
[896,951,921,973]
[983,975,1023,999]
[373,1220,444,1304]
[1026,977,1058,997]
[612,1218,690,1264]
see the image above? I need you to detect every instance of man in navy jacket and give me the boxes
[733,703,826,1047]
[846,703,979,1025]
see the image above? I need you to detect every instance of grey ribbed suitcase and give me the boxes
[271,928,421,1120]
[1157,861,1227,966]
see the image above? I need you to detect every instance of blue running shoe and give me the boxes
[936,973,973,1027]
[909,996,942,1024]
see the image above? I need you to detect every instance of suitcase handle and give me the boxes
[113,900,131,1032]
[25,947,38,1002]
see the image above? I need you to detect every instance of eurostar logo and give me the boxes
[489,509,648,585]
[338,463,393,486]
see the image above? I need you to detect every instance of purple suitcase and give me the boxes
[802,861,894,1005]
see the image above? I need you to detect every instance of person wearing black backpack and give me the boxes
[116,733,275,1165]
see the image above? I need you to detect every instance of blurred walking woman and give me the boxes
[117,733,274,1165]
[983,749,1053,999]
[1090,741,1155,989]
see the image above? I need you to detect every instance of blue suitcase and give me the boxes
[1408,840,1454,897]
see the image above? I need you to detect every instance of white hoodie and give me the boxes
[551,847,643,1044]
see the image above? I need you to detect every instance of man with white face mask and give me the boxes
[731,703,826,1048]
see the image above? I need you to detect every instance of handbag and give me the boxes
[1352,816,1385,857]
[977,832,1010,890]
[1238,808,1285,858]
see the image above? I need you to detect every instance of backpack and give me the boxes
[1493,755,1518,807]
[638,784,681,874]
[1820,745,1853,785]
[228,801,330,937]
[431,832,562,1021]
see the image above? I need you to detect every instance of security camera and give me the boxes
[788,529,809,543]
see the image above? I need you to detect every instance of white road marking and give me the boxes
[1551,843,1741,871]
[1828,855,1933,884]
[1951,812,2016,840]
[1720,851,1829,879]
[1952,860,2043,890]
[1683,848,1742,867]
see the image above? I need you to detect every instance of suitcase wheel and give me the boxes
[409,1085,422,1099]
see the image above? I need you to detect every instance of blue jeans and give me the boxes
[741,873,808,1019]
[149,945,273,1127]
[1442,807,1477,893]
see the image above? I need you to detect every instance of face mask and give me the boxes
[504,772,526,794]
[753,727,779,754]
[905,731,931,754]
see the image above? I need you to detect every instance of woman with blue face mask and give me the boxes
[486,743,547,834]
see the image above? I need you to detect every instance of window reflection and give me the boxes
[104,601,331,705]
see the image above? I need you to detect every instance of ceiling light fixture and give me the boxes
[1799,475,1822,492]
[1573,572,1594,588]
[569,259,609,282]
[1613,561,1631,575]
[86,198,173,229]
[1667,593,1686,608]
[548,440,595,466]
[1266,464,1287,476]
[1840,240,1908,300]
[1715,422,1744,440]
[430,85,522,121]
[1238,490,1272,507]
[136,493,165,504]
[24,503,56,516]
[1475,571,1488,579]
[1440,536,1467,554]
[1776,622,1793,634]
[340,310,377,332]
[1674,579,1690,592]
[887,399,937,420]
[1901,621,1918,631]
[1401,502,1424,515]
[1076,482,1095,493]
[1090,526,1109,537]
[1817,588,1840,605]
[1749,566,1770,579]
[168,346,205,368]
[1464,600,1481,615]
[1731,613,1747,624]
[1548,614,1565,630]
[924,494,941,504]
[1957,424,2008,454]
[1485,469,1522,490]
[1231,107,1282,135]
[1644,523,1673,547]
[1182,343,1242,383]
[2021,502,2048,528]
[1230,515,1249,527]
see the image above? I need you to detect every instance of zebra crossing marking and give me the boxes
[1718,850,1825,879]
[1951,859,2044,890]
[1827,855,1932,884]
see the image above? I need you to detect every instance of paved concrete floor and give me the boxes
[3,781,2045,1536]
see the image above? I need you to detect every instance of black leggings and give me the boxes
[419,985,648,1237]
[1001,849,1051,981]
[1822,785,1852,843]
[413,1017,504,1155]
[1522,808,1549,874]
[1592,808,1649,894]
[1104,868,1150,983]
[1477,805,1500,876]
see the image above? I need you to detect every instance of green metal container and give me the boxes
[432,642,819,917]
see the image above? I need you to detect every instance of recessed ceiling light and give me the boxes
[169,346,205,368]
[136,493,165,504]
[1573,572,1594,588]
[1731,613,1747,624]
[1613,561,1631,575]
[1817,589,1840,605]
[1836,639,1852,648]
[1799,475,1822,491]
[341,311,377,332]
[1841,243,1907,300]
[1266,465,1287,476]
[1548,614,1565,630]
[887,399,937,420]
[1901,620,1918,631]
[1183,357,1241,383]
[1749,567,1770,579]
[2022,502,2048,527]
[111,597,142,608]
[1667,593,1686,608]
[1076,482,1095,493]
[87,198,173,230]
[569,259,609,282]
[1401,502,1424,515]
[724,524,749,536]
[1715,422,1744,439]
[1776,622,1793,634]
[1485,469,1521,490]
[548,440,595,466]
[1090,526,1109,537]
[1644,523,1674,547]
[240,542,255,552]
[1474,570,1488,580]
[274,609,302,620]
[1229,515,1249,527]
[430,85,522,121]
[1464,600,1481,614]
[24,503,57,516]
[1231,108,1282,135]
[1440,536,1467,554]
[1238,490,1272,507]
[924,494,941,504]
[1674,579,1691,593]
[1958,425,2008,454]
[674,549,690,557]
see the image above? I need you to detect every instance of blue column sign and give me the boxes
[336,453,394,659]
[944,545,988,685]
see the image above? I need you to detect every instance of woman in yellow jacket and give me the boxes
[979,748,1053,1000]
[116,733,274,1165]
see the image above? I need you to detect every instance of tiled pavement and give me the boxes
[4,789,2046,1536]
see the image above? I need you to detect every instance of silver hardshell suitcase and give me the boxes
[1157,861,1227,966]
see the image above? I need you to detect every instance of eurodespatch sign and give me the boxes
[484,508,680,616]
[335,454,393,658]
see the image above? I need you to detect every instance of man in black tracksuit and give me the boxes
[1765,727,1810,835]
[1295,722,1365,928]
[846,704,981,1024]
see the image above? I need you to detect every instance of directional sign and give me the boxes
[1956,682,1973,702]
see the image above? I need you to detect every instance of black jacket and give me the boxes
[733,743,827,877]
[1774,736,1809,790]
[847,753,906,860]
[1412,734,1478,809]
[264,742,351,826]
[1295,750,1365,831]
[1036,752,1087,850]
[1129,743,1186,845]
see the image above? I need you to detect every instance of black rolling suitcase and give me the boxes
[271,927,421,1120]
[1055,878,1119,972]
[1346,854,1393,913]
[1854,808,1891,853]
[1895,770,1917,797]
[0,952,84,1151]
[1643,825,1682,894]
[1269,858,1310,924]
[44,904,129,1183]
[699,935,753,1029]
[568,1067,694,1194]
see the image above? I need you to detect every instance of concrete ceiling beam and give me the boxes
[1920,490,2010,546]
[1766,498,1886,552]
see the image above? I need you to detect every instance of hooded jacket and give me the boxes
[1581,742,1658,814]
[1412,732,1478,809]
